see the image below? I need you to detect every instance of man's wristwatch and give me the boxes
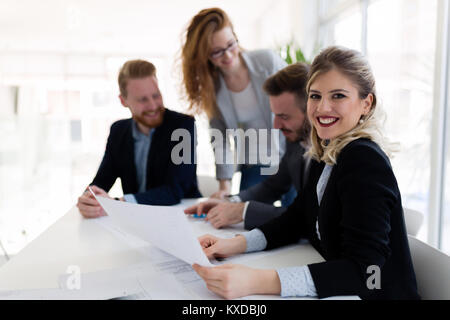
[226,195,242,203]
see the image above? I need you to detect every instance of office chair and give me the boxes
[408,235,450,299]
[403,207,424,236]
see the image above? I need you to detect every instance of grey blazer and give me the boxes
[238,140,310,230]
[209,49,287,180]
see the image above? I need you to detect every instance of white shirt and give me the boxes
[230,83,271,165]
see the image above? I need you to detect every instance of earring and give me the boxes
[359,119,364,124]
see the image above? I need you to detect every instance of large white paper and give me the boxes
[90,189,212,267]
[94,215,149,249]
[0,271,143,300]
[57,262,192,300]
[0,288,100,300]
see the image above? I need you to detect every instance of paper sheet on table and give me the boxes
[0,288,101,300]
[58,262,192,300]
[90,189,212,267]
[0,276,140,300]
[94,215,150,249]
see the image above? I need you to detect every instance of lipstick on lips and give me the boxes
[317,116,339,127]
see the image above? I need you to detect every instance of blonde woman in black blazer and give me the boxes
[192,46,420,300]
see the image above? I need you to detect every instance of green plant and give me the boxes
[278,41,310,65]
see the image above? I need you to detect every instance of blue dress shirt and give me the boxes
[123,121,154,203]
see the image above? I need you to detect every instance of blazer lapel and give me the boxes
[146,115,167,187]
[147,128,160,173]
[307,161,324,245]
[123,121,138,192]
[216,76,239,129]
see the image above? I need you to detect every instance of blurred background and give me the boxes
[0,0,449,261]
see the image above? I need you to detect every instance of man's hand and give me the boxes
[205,202,245,229]
[76,185,109,219]
[184,198,226,216]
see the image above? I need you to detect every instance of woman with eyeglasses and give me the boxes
[180,8,289,199]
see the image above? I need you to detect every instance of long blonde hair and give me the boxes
[180,7,238,118]
[306,46,396,165]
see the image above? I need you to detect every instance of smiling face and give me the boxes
[270,92,307,143]
[119,75,165,134]
[208,26,240,72]
[307,69,373,140]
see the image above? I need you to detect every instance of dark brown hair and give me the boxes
[263,62,310,113]
[263,62,311,143]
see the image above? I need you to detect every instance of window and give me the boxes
[333,7,362,51]
[443,102,450,253]
[367,0,438,242]
[319,0,363,52]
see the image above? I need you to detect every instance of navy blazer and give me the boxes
[91,109,201,205]
[238,140,308,230]
[258,138,420,300]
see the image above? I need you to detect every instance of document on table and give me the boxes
[0,288,102,300]
[56,252,244,300]
[94,215,150,249]
[0,250,210,300]
[57,262,192,300]
[89,189,212,267]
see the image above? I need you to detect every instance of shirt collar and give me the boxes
[131,120,154,141]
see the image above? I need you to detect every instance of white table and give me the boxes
[0,199,355,299]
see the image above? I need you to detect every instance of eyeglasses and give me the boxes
[209,40,238,59]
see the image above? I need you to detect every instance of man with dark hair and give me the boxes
[77,60,201,218]
[185,62,311,230]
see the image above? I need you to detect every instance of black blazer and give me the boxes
[91,109,201,205]
[238,140,308,230]
[258,138,420,300]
